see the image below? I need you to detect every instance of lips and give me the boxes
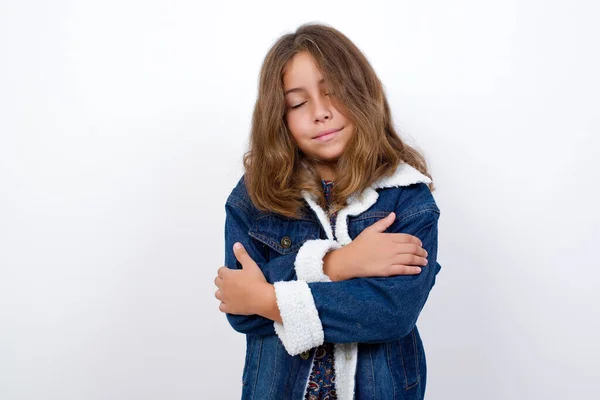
[314,127,343,139]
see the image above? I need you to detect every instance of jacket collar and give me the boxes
[301,163,432,245]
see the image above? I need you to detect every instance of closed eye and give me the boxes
[290,94,330,109]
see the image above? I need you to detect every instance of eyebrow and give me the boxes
[284,78,326,96]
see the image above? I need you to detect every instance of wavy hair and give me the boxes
[243,22,434,219]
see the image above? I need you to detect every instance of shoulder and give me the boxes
[378,182,440,221]
[226,174,282,221]
[225,174,255,214]
[367,162,438,215]
[228,174,248,199]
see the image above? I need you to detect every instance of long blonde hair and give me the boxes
[243,22,434,219]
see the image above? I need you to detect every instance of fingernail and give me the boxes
[234,242,243,250]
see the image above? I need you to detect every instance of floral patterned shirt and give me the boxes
[304,179,338,400]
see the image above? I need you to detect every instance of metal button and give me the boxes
[280,236,292,249]
[300,350,310,360]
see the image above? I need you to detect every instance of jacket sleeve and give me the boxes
[222,197,278,336]
[273,208,441,355]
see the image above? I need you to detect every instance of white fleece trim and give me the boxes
[301,191,335,240]
[335,187,379,246]
[272,280,324,356]
[334,343,359,400]
[294,239,342,282]
[372,162,432,189]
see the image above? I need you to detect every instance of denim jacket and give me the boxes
[223,163,442,400]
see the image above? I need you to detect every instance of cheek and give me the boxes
[286,115,308,141]
[346,123,356,138]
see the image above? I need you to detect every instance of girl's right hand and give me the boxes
[324,212,428,281]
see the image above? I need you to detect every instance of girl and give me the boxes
[214,23,441,400]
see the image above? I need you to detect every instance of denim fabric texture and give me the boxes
[223,163,442,400]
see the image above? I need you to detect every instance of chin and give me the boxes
[301,143,347,163]
[317,152,344,162]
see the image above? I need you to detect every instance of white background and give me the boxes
[1,0,599,399]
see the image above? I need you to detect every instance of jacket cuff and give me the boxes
[273,280,324,356]
[295,239,342,283]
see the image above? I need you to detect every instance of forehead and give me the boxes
[283,52,327,93]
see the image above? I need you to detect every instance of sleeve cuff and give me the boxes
[294,239,342,283]
[272,280,324,356]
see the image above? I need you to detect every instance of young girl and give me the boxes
[214,23,441,400]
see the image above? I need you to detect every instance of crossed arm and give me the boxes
[214,239,357,324]
[215,199,440,354]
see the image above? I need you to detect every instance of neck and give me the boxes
[315,162,336,181]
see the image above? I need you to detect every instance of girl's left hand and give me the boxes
[214,242,270,315]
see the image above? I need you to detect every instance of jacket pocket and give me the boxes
[247,215,320,283]
[387,328,420,391]
[248,214,320,256]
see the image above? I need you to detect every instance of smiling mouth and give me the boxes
[314,127,343,140]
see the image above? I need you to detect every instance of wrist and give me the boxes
[323,247,351,281]
[255,283,282,324]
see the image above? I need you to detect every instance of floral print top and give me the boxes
[304,179,338,400]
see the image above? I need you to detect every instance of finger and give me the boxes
[217,266,229,278]
[388,233,423,247]
[215,289,222,301]
[214,276,223,287]
[393,253,428,267]
[233,242,252,264]
[233,242,259,270]
[387,265,423,275]
[364,212,396,233]
[218,302,228,313]
[392,242,428,258]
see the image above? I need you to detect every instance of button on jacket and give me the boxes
[223,163,442,400]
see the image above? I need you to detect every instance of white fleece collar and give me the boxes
[301,163,432,246]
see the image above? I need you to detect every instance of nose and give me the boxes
[313,95,332,122]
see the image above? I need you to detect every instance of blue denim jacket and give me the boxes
[223,163,442,400]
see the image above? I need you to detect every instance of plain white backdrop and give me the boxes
[1,0,599,399]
